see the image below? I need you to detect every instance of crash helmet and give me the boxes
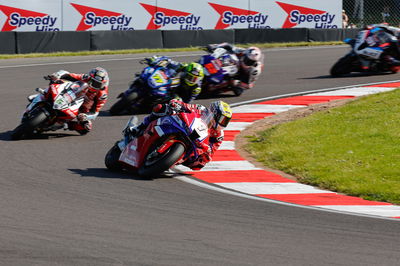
[88,67,109,90]
[209,100,232,129]
[241,47,262,68]
[183,62,204,86]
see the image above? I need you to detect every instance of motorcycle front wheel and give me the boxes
[10,109,47,140]
[104,143,123,171]
[109,92,138,116]
[138,142,185,178]
[330,54,359,77]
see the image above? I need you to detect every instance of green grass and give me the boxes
[246,89,400,205]
[0,41,343,59]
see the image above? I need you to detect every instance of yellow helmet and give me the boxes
[209,100,232,128]
[183,62,204,86]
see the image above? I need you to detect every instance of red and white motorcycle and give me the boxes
[105,110,212,177]
[11,80,88,140]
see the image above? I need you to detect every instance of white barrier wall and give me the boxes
[0,0,342,31]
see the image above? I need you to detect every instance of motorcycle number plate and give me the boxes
[148,70,168,88]
[204,60,222,75]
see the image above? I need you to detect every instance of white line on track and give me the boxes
[0,45,346,69]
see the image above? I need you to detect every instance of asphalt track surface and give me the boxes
[1,46,400,265]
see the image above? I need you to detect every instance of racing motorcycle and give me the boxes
[330,35,400,76]
[104,109,211,177]
[11,80,88,140]
[109,61,179,115]
[199,53,243,96]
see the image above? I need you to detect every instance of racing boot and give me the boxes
[68,113,93,135]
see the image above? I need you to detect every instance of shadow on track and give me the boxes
[302,72,395,80]
[69,168,177,181]
[0,130,77,141]
[197,93,237,100]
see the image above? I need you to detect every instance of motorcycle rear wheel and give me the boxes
[330,54,358,77]
[109,92,138,116]
[105,143,123,171]
[11,109,47,140]
[138,142,185,177]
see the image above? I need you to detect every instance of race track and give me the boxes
[1,46,400,265]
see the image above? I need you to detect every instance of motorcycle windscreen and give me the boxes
[119,138,140,168]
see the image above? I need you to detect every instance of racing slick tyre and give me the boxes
[138,142,185,178]
[109,92,138,116]
[330,54,358,77]
[105,144,123,171]
[10,109,47,140]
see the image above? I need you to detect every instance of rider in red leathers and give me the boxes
[127,99,232,170]
[46,67,109,134]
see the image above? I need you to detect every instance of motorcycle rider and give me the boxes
[353,24,400,71]
[41,67,109,134]
[144,56,204,103]
[205,42,264,95]
[126,98,232,170]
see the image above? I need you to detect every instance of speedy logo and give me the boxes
[0,5,58,31]
[276,2,337,28]
[71,3,133,31]
[140,3,202,30]
[208,3,269,29]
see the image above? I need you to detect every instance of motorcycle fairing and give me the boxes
[200,55,225,84]
[118,112,210,170]
[26,93,46,113]
[119,138,140,167]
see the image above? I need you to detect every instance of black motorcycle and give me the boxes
[330,34,400,77]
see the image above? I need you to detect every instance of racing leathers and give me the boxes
[48,70,109,134]
[206,42,263,93]
[145,56,202,103]
[129,99,224,170]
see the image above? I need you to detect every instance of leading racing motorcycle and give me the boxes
[11,80,88,140]
[104,110,211,177]
[330,35,400,76]
[109,61,179,115]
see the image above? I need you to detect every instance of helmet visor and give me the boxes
[185,73,201,85]
[217,114,231,128]
[243,56,256,67]
[89,79,104,90]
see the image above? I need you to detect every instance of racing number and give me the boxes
[204,59,222,75]
[152,73,164,84]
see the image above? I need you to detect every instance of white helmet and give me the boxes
[241,47,262,68]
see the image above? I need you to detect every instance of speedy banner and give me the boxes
[62,0,141,31]
[0,0,61,31]
[274,1,341,29]
[0,0,342,31]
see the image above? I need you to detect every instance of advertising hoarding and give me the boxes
[0,0,342,31]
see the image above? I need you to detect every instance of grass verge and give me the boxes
[246,89,400,205]
[0,41,343,60]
